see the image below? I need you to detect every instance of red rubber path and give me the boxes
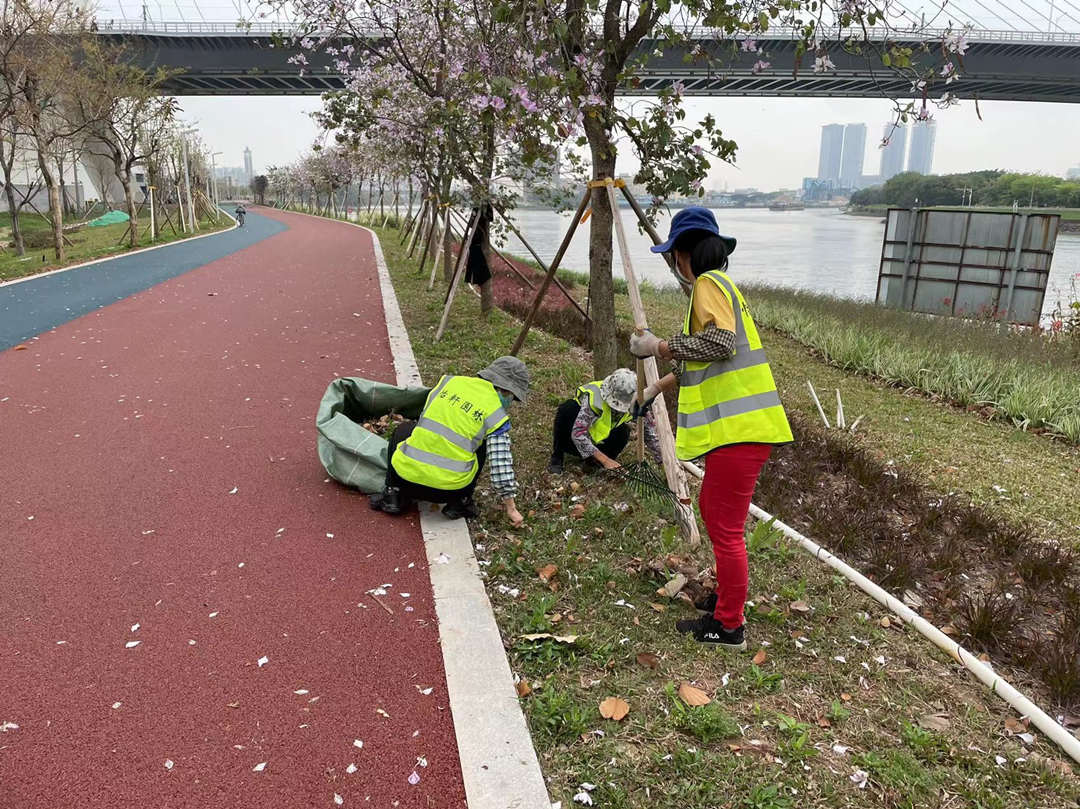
[0,209,467,808]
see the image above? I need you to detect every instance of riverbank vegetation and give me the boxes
[729,287,1080,444]
[373,221,1080,808]
[851,170,1080,211]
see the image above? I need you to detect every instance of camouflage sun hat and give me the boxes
[478,356,530,403]
[601,368,637,412]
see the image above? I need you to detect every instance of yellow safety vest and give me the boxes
[391,375,509,490]
[576,381,632,445]
[676,270,793,460]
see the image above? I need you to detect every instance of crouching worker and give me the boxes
[371,356,528,527]
[548,368,662,474]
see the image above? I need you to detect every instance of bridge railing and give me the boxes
[94,19,1080,45]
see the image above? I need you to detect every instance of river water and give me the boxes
[495,207,1080,321]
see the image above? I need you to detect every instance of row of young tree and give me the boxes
[266,0,969,377]
[851,170,1080,209]
[1,0,200,259]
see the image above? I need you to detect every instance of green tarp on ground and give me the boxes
[87,210,131,228]
[316,377,429,494]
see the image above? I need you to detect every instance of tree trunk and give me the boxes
[37,152,64,261]
[585,118,618,378]
[4,182,25,255]
[122,172,138,248]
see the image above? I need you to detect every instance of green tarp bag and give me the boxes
[87,210,131,228]
[316,377,429,494]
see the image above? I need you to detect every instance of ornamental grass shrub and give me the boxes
[745,286,1080,444]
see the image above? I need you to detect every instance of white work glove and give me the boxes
[629,329,662,358]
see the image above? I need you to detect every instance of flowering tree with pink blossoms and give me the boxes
[272,0,963,374]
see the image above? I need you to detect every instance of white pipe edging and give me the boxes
[745,501,1080,766]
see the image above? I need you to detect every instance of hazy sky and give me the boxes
[179,93,1080,191]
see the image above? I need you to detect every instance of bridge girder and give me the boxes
[94,30,1080,103]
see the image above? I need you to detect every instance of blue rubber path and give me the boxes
[0,208,286,351]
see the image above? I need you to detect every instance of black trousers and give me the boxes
[385,420,486,504]
[551,399,631,461]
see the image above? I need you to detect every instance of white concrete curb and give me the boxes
[348,214,550,808]
[0,209,238,289]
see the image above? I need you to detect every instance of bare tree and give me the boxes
[76,39,179,246]
[9,0,99,260]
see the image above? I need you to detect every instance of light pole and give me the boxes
[210,151,221,207]
[178,126,198,232]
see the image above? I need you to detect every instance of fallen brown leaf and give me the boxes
[537,564,558,583]
[570,504,586,519]
[840,692,852,702]
[1004,716,1029,734]
[599,696,630,721]
[918,712,951,732]
[752,649,767,666]
[789,600,811,614]
[648,602,667,613]
[515,680,531,698]
[816,716,831,728]
[678,682,711,706]
[879,616,891,629]
[227,701,240,709]
[569,481,581,493]
[941,624,956,636]
[636,652,660,669]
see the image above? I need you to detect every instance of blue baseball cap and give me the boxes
[650,206,737,256]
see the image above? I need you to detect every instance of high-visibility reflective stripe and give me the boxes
[677,389,784,429]
[679,347,768,386]
[398,443,475,474]
[417,417,478,452]
[482,407,508,434]
[428,375,453,400]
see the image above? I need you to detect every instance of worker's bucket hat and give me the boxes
[601,368,637,413]
[650,206,737,256]
[478,356,530,403]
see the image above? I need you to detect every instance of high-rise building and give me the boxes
[243,147,254,182]
[817,124,845,183]
[839,123,867,189]
[880,123,908,181]
[907,121,936,175]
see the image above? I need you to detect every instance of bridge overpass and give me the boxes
[95,22,1080,102]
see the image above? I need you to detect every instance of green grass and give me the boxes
[373,222,1080,809]
[632,284,1080,539]
[711,286,1080,443]
[0,210,231,282]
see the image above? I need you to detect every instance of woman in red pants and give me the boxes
[630,207,793,649]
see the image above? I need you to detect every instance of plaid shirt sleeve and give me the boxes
[668,323,736,364]
[485,427,517,499]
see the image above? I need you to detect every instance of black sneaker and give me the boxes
[442,495,478,520]
[675,615,747,649]
[378,486,404,515]
[548,454,564,475]
[694,592,718,616]
[368,491,385,511]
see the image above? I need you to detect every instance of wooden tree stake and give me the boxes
[509,188,591,356]
[604,179,699,545]
[435,206,483,341]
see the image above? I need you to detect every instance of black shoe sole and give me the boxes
[696,638,747,650]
